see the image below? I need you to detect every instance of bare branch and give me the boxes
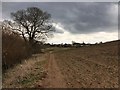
[11,7,55,45]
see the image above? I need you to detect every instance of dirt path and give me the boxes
[3,51,67,88]
[42,52,67,88]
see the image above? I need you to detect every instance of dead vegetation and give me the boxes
[2,27,42,72]
[2,40,119,88]
[2,28,32,71]
[2,53,47,88]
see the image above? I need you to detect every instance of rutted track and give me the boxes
[42,52,67,88]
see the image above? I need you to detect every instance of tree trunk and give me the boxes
[29,38,34,47]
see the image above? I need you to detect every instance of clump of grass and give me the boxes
[14,60,47,88]
[17,70,47,87]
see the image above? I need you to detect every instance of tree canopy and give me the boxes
[10,7,54,45]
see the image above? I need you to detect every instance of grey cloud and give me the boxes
[2,2,118,34]
[2,0,119,2]
[49,2,117,34]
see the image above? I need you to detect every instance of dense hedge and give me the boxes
[2,28,32,71]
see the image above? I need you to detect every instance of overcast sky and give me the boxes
[1,0,119,2]
[2,2,118,44]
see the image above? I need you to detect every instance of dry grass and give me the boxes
[2,40,119,88]
[2,53,47,88]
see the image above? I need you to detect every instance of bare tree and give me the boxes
[11,7,54,46]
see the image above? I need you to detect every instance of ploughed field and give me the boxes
[54,41,119,88]
[3,40,119,88]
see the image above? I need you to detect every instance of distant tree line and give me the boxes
[43,41,103,48]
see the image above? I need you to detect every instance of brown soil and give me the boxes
[41,51,67,88]
[3,40,119,88]
[55,40,119,88]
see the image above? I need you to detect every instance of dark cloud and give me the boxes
[2,2,117,34]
